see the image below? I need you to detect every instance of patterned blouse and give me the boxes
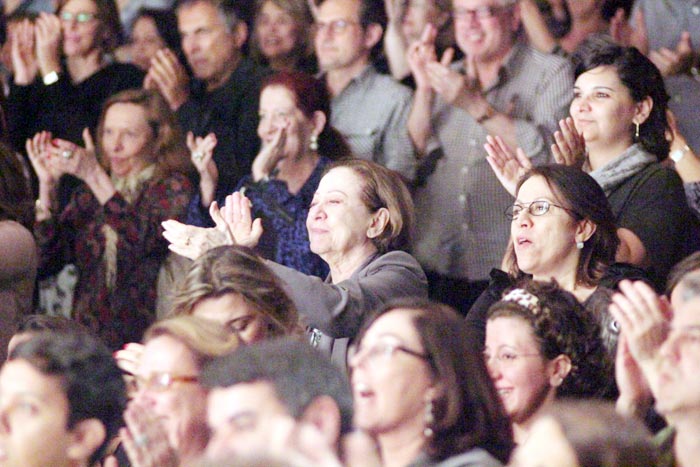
[35,172,193,349]
[188,157,330,278]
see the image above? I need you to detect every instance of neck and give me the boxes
[206,55,240,92]
[276,152,319,194]
[325,243,377,284]
[66,50,104,83]
[472,50,509,88]
[268,54,300,72]
[325,59,369,97]
[586,139,634,170]
[673,418,700,467]
[376,425,426,467]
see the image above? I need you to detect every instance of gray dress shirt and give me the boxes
[412,40,573,281]
[329,66,417,181]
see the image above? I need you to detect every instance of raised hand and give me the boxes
[161,218,232,260]
[26,131,63,186]
[144,49,190,111]
[609,7,648,54]
[615,332,653,417]
[551,117,586,168]
[34,12,62,76]
[407,24,438,90]
[252,123,287,182]
[10,19,38,85]
[121,400,179,467]
[484,134,532,197]
[187,131,218,207]
[219,192,264,248]
[649,32,695,78]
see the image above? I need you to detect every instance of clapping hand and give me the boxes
[120,400,179,467]
[252,123,287,182]
[10,19,38,85]
[187,131,218,207]
[551,117,587,168]
[484,135,532,197]
[144,49,190,111]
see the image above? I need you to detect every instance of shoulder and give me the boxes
[361,68,413,101]
[432,448,503,467]
[509,42,572,80]
[365,250,426,274]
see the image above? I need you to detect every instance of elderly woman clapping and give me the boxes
[164,159,428,364]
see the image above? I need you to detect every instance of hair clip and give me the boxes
[502,288,542,315]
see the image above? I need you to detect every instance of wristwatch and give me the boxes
[670,144,691,163]
[475,105,495,125]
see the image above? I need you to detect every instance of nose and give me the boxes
[485,355,500,379]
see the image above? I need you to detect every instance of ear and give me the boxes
[362,23,383,51]
[232,21,249,49]
[66,418,106,463]
[366,207,390,239]
[299,395,342,448]
[546,354,572,388]
[575,218,597,244]
[633,95,653,126]
[311,110,327,138]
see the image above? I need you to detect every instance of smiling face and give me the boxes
[205,381,291,459]
[0,360,77,467]
[306,167,378,261]
[257,85,318,167]
[654,297,700,419]
[133,335,209,454]
[255,1,300,62]
[178,0,243,90]
[570,65,643,155]
[511,176,583,282]
[100,102,155,177]
[349,309,437,438]
[192,293,269,344]
[485,316,555,425]
[452,0,518,63]
[130,16,167,71]
[60,0,102,57]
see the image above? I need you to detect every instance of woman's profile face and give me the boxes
[349,309,437,437]
[101,102,155,177]
[130,16,167,71]
[60,0,102,57]
[485,316,554,424]
[257,85,317,166]
[192,292,270,343]
[255,1,300,61]
[570,65,641,152]
[306,167,378,259]
[511,175,582,281]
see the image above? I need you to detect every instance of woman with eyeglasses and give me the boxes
[7,0,143,155]
[467,164,627,370]
[120,315,241,466]
[349,298,514,467]
[484,281,608,443]
[486,37,700,291]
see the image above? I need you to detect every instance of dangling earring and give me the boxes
[309,134,319,151]
[634,121,640,141]
[576,240,584,250]
[423,399,434,438]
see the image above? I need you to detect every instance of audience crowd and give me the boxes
[1,0,700,465]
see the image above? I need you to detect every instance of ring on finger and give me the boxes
[193,151,204,161]
[61,149,74,159]
[134,434,149,447]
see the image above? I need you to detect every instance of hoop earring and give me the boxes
[424,399,434,438]
[634,121,640,141]
[309,134,319,151]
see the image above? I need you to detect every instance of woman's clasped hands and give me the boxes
[25,128,102,185]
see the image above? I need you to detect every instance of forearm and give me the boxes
[408,87,434,154]
[83,166,117,205]
[519,0,558,54]
[384,26,411,80]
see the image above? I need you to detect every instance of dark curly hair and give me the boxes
[487,280,610,399]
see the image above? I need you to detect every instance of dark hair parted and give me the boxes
[262,71,351,159]
[10,330,127,465]
[57,0,124,51]
[200,338,354,435]
[572,36,670,159]
[96,88,192,180]
[487,280,609,398]
[354,298,514,464]
[324,159,414,253]
[506,165,619,287]
[169,245,300,337]
[176,0,245,32]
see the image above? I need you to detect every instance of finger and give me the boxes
[439,47,454,66]
[515,148,532,170]
[82,128,95,153]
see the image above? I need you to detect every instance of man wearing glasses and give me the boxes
[313,0,417,182]
[407,0,572,313]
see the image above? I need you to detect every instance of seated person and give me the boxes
[2,329,126,467]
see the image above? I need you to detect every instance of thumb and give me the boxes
[439,47,454,66]
[82,128,95,153]
[103,455,119,467]
[678,31,692,53]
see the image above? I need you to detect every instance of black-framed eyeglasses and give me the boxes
[504,200,575,221]
[60,11,98,23]
[452,5,509,21]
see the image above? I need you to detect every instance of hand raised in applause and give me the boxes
[407,25,439,90]
[144,49,190,111]
[120,400,179,467]
[34,12,62,77]
[187,131,218,207]
[551,117,586,168]
[252,121,287,182]
[10,19,38,85]
[484,134,532,197]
